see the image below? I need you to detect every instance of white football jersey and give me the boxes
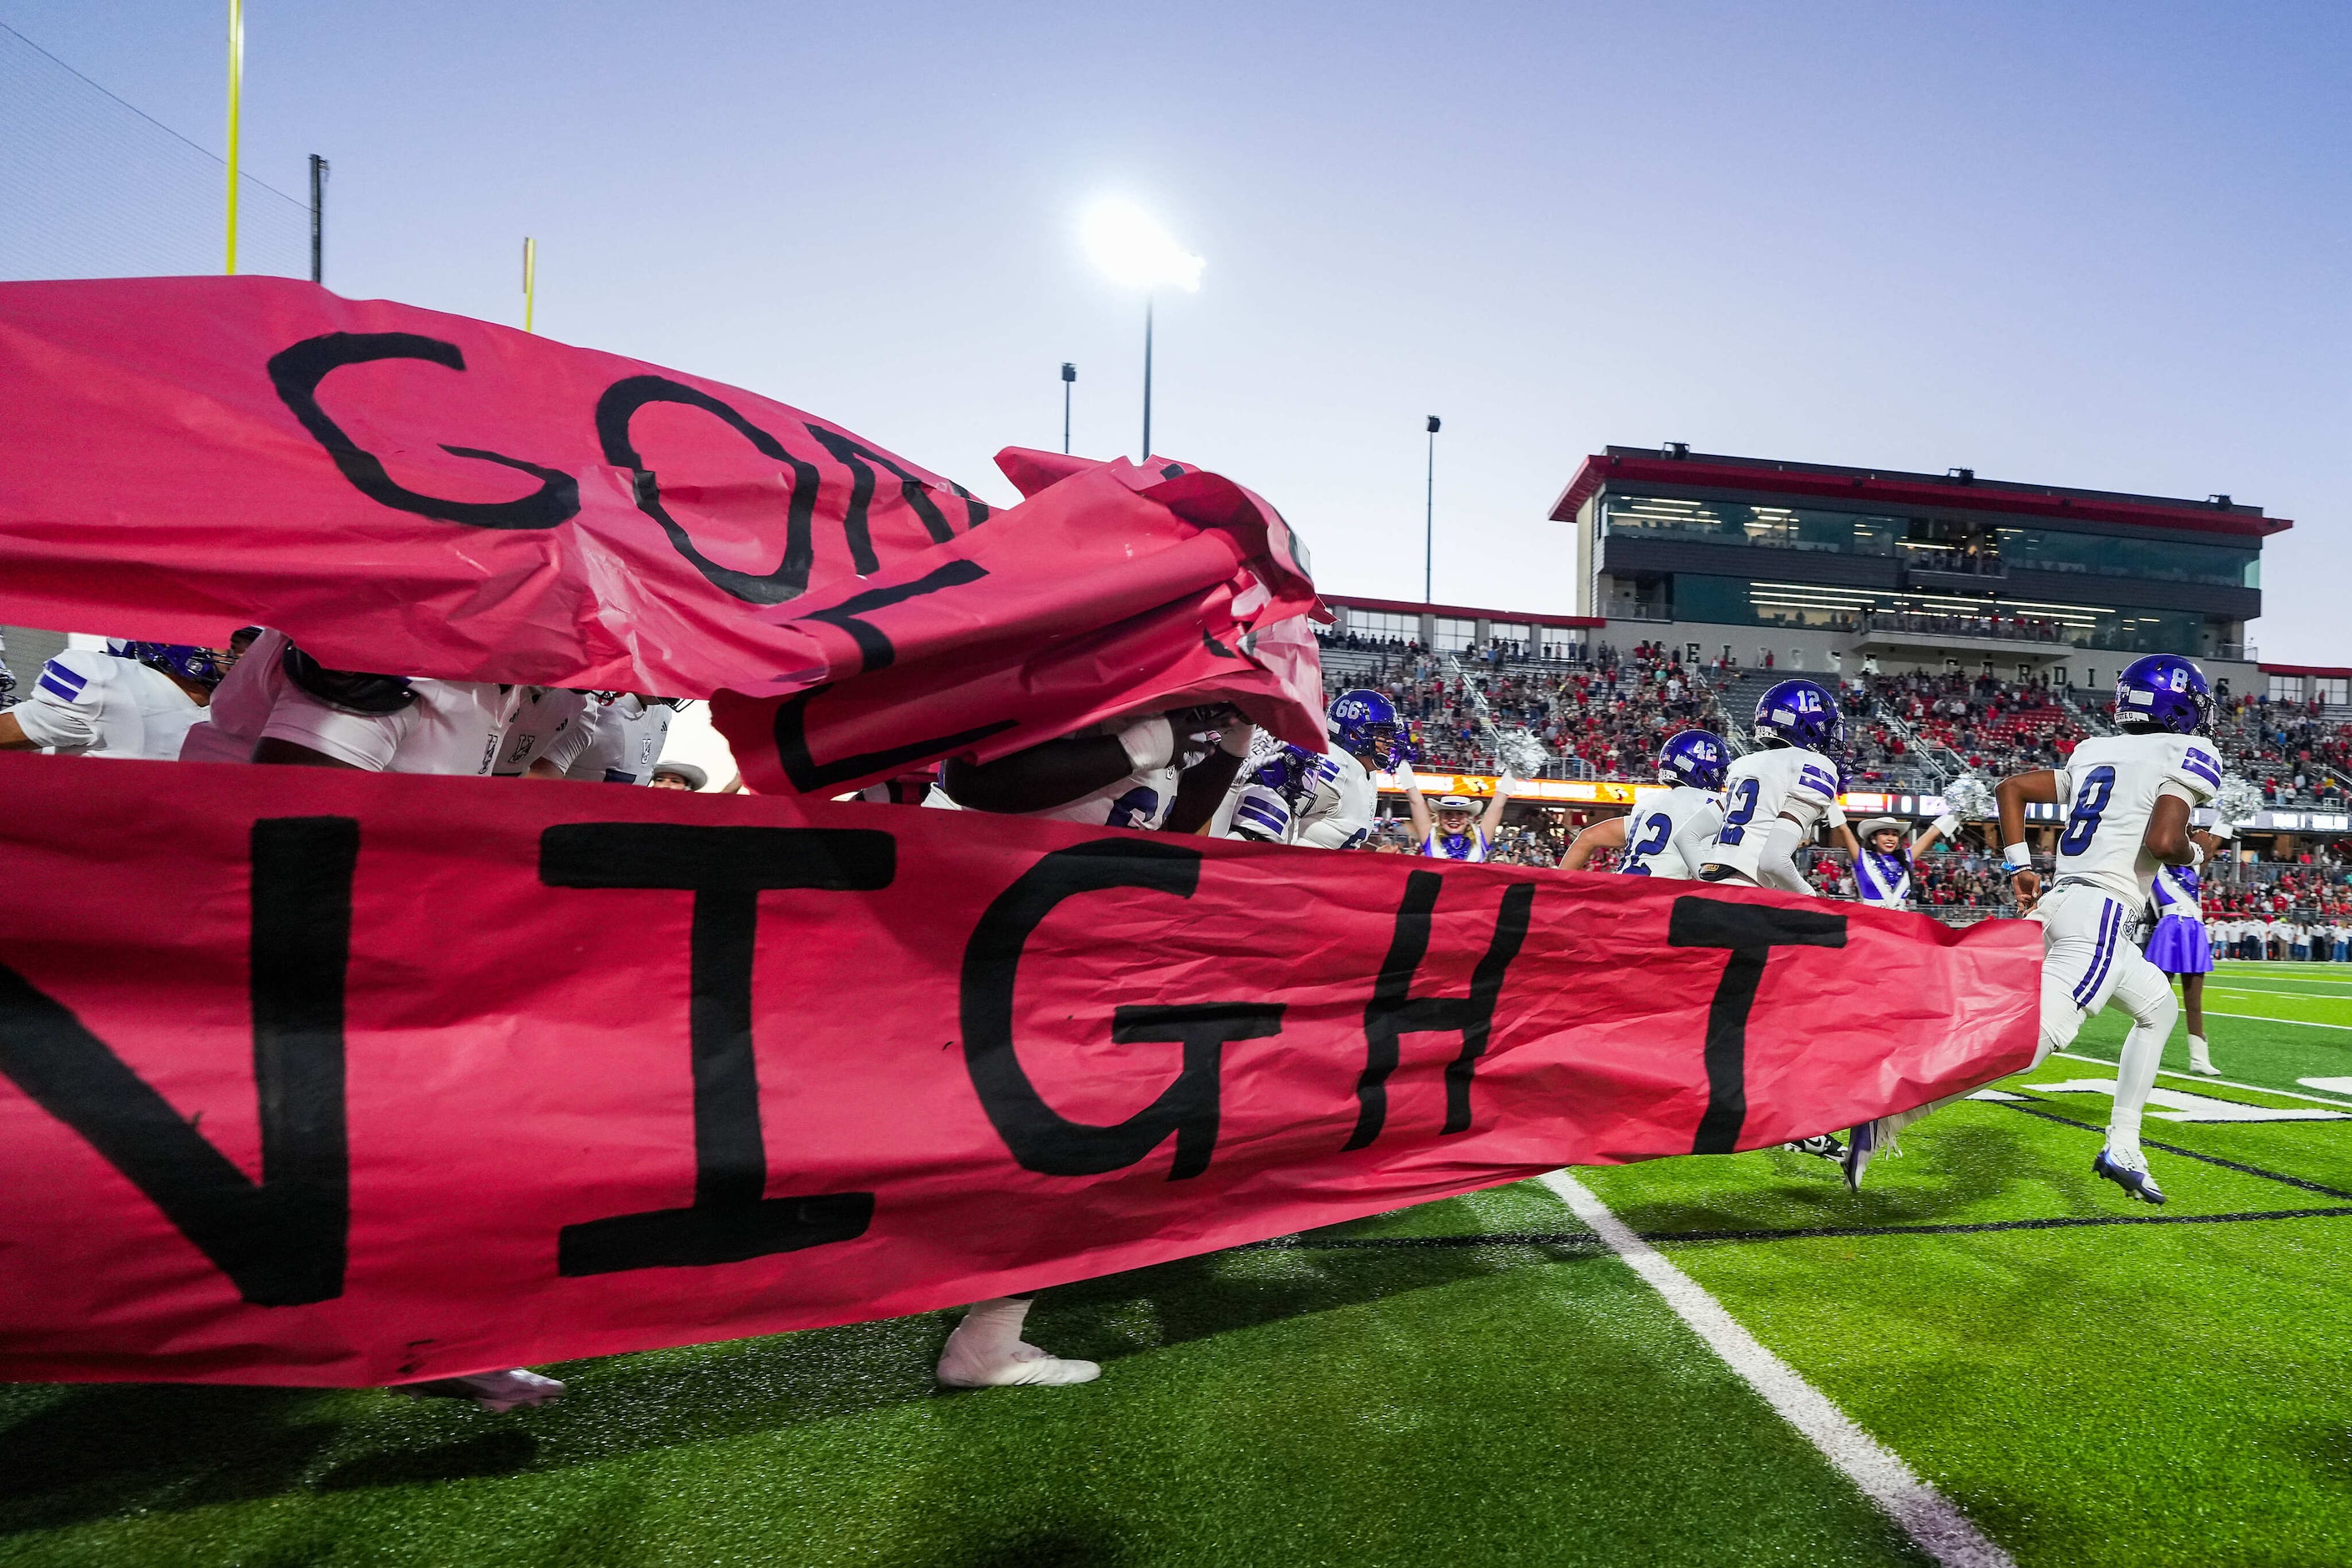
[1704,746,1842,880]
[560,694,675,785]
[1616,786,1725,879]
[201,630,527,776]
[1029,763,1182,831]
[2050,731,2222,908]
[491,688,589,776]
[9,650,205,761]
[1214,744,1378,849]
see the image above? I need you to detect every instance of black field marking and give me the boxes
[1996,1098,2352,1201]
[1252,1204,2352,1255]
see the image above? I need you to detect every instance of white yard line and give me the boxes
[2050,1050,2352,1109]
[2199,1009,2352,1031]
[1539,1171,2015,1568]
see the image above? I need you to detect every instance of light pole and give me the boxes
[223,0,243,274]
[1060,362,1076,453]
[1081,200,1203,463]
[1424,416,1441,602]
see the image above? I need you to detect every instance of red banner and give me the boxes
[0,277,1324,783]
[0,753,2039,1386]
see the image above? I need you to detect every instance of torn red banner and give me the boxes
[0,753,2041,1386]
[0,277,1323,785]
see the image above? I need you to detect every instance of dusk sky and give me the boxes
[8,2,2348,660]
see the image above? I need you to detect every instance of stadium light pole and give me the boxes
[223,0,243,275]
[308,154,328,285]
[1060,361,1076,453]
[1424,415,1441,603]
[1081,200,1202,463]
[523,238,537,333]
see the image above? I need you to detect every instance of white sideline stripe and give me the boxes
[2050,1050,2352,1110]
[2202,1009,2352,1031]
[1539,1171,2015,1568]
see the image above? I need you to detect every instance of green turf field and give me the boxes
[5,959,2348,1567]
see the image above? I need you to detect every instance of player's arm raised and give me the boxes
[1560,813,1626,871]
[1994,770,2061,908]
[1162,714,1254,834]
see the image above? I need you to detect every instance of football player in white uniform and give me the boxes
[561,693,680,786]
[1845,654,2224,1205]
[0,641,231,760]
[1561,730,1728,878]
[931,703,1252,1389]
[1699,679,1848,893]
[1216,687,1393,849]
[491,687,591,778]
[188,630,530,778]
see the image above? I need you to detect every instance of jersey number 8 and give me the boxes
[2057,765,2116,857]
[1716,778,1761,847]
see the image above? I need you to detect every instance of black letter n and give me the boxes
[0,817,357,1307]
[1346,871,1535,1150]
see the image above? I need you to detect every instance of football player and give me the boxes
[1699,680,1847,893]
[1561,730,1728,878]
[931,703,1253,1388]
[561,693,681,786]
[190,629,529,776]
[491,687,591,778]
[0,641,233,760]
[1844,654,2223,1204]
[1217,687,1394,848]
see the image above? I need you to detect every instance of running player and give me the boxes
[2148,856,2222,1075]
[1218,688,1393,848]
[0,641,232,760]
[931,703,1252,1388]
[1561,730,1728,877]
[1699,679,1846,893]
[1844,654,2223,1204]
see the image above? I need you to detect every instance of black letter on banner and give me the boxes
[1667,898,1848,1155]
[0,817,356,1306]
[767,561,1016,792]
[540,824,893,1274]
[268,333,580,529]
[1347,872,1535,1151]
[961,841,1283,1178]
[805,424,959,550]
[595,376,827,604]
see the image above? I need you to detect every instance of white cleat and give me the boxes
[397,1368,567,1413]
[2188,1052,2221,1076]
[937,1338,1100,1389]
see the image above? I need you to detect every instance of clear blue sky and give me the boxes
[9,2,2349,660]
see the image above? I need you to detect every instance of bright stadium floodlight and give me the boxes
[1081,200,1203,460]
[1081,200,1204,292]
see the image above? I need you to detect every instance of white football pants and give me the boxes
[1874,881,2175,1151]
[2031,881,2177,1151]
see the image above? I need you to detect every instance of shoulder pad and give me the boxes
[280,642,419,715]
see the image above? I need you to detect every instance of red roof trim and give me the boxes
[1549,453,2291,539]
[2258,663,2352,680]
[1324,594,1606,629]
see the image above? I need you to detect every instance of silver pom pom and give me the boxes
[2213,775,2263,827]
[1940,774,1995,821]
[1494,727,1551,779]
